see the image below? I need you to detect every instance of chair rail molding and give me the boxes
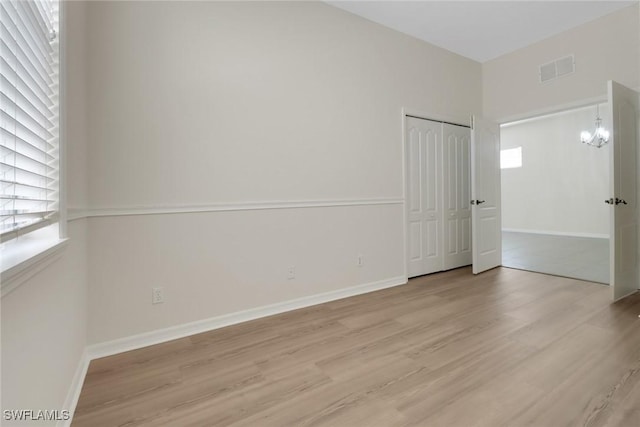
[67,198,404,220]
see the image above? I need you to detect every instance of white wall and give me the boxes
[1,222,88,426]
[85,1,482,344]
[483,4,639,122]
[501,106,610,237]
[1,2,89,424]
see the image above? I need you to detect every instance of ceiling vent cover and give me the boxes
[539,55,575,83]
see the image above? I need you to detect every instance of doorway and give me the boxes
[500,104,610,283]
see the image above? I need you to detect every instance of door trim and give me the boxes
[403,108,471,129]
[496,94,609,125]
[406,115,471,129]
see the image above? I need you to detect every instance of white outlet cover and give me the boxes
[152,287,164,304]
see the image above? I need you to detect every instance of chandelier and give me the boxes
[580,104,609,148]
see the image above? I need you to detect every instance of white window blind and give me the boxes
[0,0,59,242]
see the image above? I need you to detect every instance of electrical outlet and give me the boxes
[287,266,295,280]
[152,287,164,304]
[357,254,364,267]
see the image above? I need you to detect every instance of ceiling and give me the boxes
[326,1,638,62]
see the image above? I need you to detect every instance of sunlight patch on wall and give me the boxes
[500,147,522,169]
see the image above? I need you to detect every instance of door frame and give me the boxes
[497,89,640,297]
[496,94,608,126]
[401,107,471,280]
[498,104,610,281]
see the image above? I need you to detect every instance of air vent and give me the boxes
[539,55,575,83]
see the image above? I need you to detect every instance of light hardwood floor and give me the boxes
[73,267,640,426]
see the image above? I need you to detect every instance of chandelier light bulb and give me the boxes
[597,127,609,140]
[580,104,609,148]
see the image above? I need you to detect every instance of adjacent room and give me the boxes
[501,104,611,284]
[2,1,639,426]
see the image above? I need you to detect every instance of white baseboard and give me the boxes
[59,349,90,427]
[502,228,609,239]
[87,275,407,360]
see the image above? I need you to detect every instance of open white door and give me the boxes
[608,81,640,301]
[471,116,502,274]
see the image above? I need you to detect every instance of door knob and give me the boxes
[615,198,628,205]
[605,198,614,204]
[470,199,486,205]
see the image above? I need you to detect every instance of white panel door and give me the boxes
[471,116,502,274]
[608,81,639,301]
[406,117,443,277]
[443,123,472,270]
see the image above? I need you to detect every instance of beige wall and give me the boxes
[483,4,639,122]
[1,2,89,423]
[85,1,482,344]
[66,0,89,214]
[88,205,403,342]
[87,1,481,208]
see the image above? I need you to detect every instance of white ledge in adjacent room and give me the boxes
[1,224,68,297]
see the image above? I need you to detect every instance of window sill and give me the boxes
[1,227,69,297]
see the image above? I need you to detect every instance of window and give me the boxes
[1,0,60,243]
[500,146,522,169]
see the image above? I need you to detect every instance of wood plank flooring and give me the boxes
[73,267,640,426]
